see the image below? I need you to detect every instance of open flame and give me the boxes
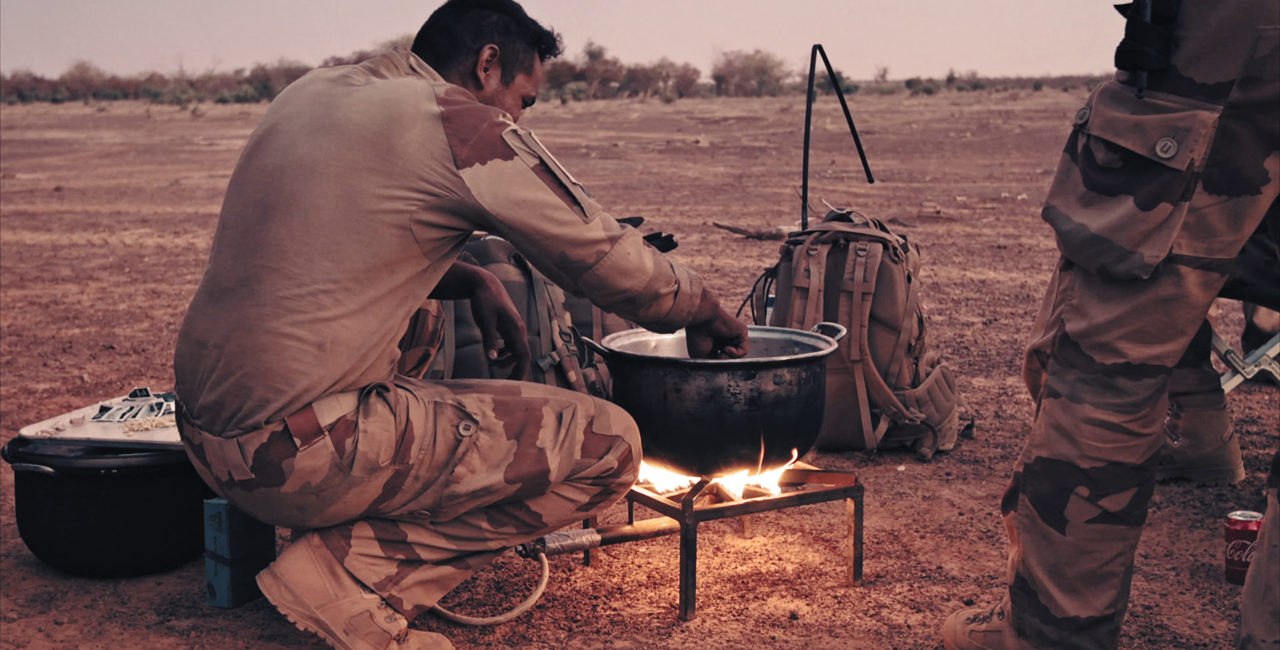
[637,449,800,501]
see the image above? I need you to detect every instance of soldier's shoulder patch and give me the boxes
[439,86,517,171]
[502,127,603,222]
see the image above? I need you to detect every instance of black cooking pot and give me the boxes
[586,324,845,477]
[2,437,213,578]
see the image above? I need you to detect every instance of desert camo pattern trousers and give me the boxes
[1008,0,1279,647]
[179,376,640,619]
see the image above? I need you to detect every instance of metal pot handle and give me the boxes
[811,322,848,343]
[1,443,59,476]
[581,336,611,359]
[8,462,58,477]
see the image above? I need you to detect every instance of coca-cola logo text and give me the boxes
[1226,539,1256,564]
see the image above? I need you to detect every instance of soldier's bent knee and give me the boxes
[589,397,642,478]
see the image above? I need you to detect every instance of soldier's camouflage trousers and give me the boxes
[1009,0,1279,647]
[178,376,640,618]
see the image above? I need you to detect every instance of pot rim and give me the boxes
[2,436,190,472]
[596,324,842,366]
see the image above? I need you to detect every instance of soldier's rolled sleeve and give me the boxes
[655,259,703,331]
[577,231,704,332]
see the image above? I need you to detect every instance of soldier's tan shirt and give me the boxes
[175,51,703,436]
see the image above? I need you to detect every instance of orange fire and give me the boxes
[637,449,800,500]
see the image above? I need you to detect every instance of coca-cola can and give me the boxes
[1225,510,1264,585]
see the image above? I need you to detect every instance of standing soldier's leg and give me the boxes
[945,1,1278,647]
[1002,261,1235,647]
[1223,199,1280,352]
[1158,200,1276,485]
[1238,452,1280,649]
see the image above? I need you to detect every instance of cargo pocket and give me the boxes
[1042,81,1222,279]
[380,397,482,521]
[432,397,560,524]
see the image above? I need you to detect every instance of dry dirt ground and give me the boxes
[1,91,1276,649]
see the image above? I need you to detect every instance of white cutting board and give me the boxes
[17,387,183,450]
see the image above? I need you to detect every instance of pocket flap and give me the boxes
[1083,82,1221,171]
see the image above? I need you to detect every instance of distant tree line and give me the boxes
[0,59,314,106]
[0,37,1105,106]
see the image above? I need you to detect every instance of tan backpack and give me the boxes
[737,45,963,459]
[747,208,962,459]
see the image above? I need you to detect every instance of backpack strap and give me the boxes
[843,240,879,449]
[884,265,921,386]
[849,242,924,428]
[433,301,456,380]
[528,271,591,393]
[803,237,833,329]
[781,232,823,330]
[806,220,901,248]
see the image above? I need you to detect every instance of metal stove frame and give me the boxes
[609,468,864,620]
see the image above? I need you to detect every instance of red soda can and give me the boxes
[1225,510,1264,585]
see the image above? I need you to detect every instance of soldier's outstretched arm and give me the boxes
[437,92,713,337]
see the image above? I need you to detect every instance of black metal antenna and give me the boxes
[801,44,874,230]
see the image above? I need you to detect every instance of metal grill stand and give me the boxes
[524,468,865,621]
[624,468,863,620]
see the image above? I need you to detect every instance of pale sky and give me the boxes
[0,1,1122,81]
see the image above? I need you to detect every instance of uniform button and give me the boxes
[1074,106,1091,125]
[1155,137,1179,159]
[457,420,476,436]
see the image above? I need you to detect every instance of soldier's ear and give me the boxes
[474,44,502,90]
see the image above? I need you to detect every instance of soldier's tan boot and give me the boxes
[256,533,454,650]
[1155,393,1245,487]
[941,597,1014,650]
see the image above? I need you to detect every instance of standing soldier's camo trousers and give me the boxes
[1011,0,1279,647]
[178,376,640,618]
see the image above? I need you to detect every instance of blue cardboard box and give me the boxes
[203,497,276,560]
[203,498,276,608]
[205,549,275,608]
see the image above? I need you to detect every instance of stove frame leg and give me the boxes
[847,494,863,585]
[678,519,698,620]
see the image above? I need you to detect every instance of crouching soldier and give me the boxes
[173,1,748,648]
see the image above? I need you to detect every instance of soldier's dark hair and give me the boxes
[412,0,562,86]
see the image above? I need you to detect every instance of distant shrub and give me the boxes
[712,49,791,97]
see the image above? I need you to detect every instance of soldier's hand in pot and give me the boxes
[685,288,749,359]
[431,261,532,379]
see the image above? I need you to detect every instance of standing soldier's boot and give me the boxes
[1155,387,1246,486]
[941,596,1014,650]
[1156,323,1246,486]
[256,533,454,650]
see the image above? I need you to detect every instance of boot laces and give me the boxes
[1163,400,1183,444]
[965,604,1006,626]
[376,599,403,626]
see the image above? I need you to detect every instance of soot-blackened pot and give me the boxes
[586,324,845,477]
[2,437,212,578]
